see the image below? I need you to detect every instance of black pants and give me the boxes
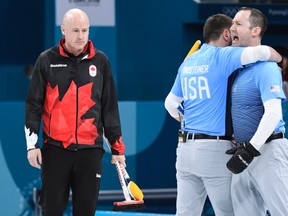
[40,144,104,216]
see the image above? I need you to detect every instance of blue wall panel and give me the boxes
[0,0,45,65]
[116,0,199,100]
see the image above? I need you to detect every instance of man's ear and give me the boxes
[252,26,261,37]
[223,29,230,41]
[61,25,65,35]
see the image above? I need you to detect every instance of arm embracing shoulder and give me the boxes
[241,45,282,65]
[164,92,184,121]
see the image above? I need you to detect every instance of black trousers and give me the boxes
[40,144,104,216]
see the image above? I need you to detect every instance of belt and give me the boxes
[265,132,284,143]
[187,133,231,141]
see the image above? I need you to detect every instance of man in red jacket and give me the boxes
[25,8,126,216]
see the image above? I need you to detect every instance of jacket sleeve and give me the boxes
[101,54,125,155]
[25,54,47,150]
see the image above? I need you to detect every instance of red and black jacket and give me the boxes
[25,39,125,155]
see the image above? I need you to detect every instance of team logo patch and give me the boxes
[270,85,280,93]
[89,65,97,77]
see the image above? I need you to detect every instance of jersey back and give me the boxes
[171,43,243,135]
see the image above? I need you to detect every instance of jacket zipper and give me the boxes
[48,114,52,137]
[75,62,79,151]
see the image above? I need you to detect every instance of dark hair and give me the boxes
[203,14,232,43]
[238,7,267,38]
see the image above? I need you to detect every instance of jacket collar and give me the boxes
[59,38,96,59]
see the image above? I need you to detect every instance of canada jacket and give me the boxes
[25,39,125,155]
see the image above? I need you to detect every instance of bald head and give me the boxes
[61,8,90,56]
[62,8,90,27]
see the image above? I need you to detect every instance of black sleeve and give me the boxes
[25,53,47,137]
[100,53,125,154]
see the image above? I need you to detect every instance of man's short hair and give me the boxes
[203,14,232,43]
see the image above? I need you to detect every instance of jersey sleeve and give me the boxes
[219,47,244,77]
[255,62,285,103]
[170,70,183,98]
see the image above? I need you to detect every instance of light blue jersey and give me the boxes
[230,61,288,216]
[231,61,286,142]
[171,43,244,135]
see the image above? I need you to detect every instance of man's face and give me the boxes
[230,10,253,47]
[61,14,89,55]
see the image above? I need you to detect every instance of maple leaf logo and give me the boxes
[43,81,98,148]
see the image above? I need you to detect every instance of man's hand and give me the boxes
[225,146,240,155]
[111,154,126,168]
[226,140,241,155]
[226,142,260,174]
[278,56,284,69]
[27,148,42,169]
